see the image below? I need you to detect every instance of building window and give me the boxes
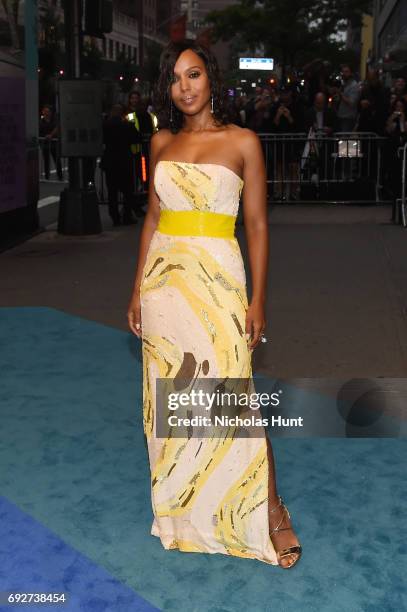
[378,1,407,58]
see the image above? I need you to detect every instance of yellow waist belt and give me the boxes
[157,209,236,238]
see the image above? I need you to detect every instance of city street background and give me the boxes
[1,1,407,610]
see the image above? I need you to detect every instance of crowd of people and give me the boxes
[226,65,407,202]
[228,65,407,138]
[40,63,407,224]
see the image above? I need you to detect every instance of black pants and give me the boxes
[105,170,135,220]
[41,142,63,180]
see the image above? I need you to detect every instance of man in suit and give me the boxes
[101,104,142,226]
[304,92,336,135]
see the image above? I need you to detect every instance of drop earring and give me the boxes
[170,99,173,123]
[210,94,214,114]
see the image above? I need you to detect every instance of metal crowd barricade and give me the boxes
[38,136,67,182]
[395,143,407,227]
[94,157,107,202]
[258,132,387,203]
[42,131,388,206]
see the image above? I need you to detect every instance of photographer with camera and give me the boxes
[332,65,360,133]
[385,98,407,138]
[245,87,276,132]
[271,87,304,200]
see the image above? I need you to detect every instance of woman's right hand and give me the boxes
[127,290,142,338]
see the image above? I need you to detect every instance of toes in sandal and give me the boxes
[269,495,302,569]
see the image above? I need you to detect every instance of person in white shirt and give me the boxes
[336,65,360,132]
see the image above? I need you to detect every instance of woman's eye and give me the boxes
[171,71,200,83]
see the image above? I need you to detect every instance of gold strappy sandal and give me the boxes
[269,495,302,569]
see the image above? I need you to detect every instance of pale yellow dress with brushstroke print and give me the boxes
[140,160,278,565]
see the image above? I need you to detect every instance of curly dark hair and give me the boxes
[153,39,230,134]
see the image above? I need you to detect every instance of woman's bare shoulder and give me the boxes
[226,125,261,163]
[226,123,258,144]
[151,128,175,154]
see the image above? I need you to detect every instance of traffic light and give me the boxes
[83,0,113,36]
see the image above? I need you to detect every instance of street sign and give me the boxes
[58,80,103,157]
[239,58,274,70]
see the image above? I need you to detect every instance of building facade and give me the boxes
[98,9,139,63]
[179,0,238,72]
[373,0,407,75]
[38,0,140,66]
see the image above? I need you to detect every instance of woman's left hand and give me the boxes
[245,300,266,350]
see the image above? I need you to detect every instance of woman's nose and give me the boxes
[179,77,191,92]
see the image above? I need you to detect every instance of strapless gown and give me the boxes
[140,160,278,565]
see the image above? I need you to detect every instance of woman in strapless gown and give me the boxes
[127,40,302,569]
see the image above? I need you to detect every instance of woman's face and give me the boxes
[170,49,211,115]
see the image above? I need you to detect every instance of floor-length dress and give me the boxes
[140,160,278,565]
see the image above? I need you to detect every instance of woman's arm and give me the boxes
[239,129,269,350]
[273,106,283,126]
[127,129,171,337]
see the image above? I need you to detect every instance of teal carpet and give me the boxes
[0,307,405,611]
